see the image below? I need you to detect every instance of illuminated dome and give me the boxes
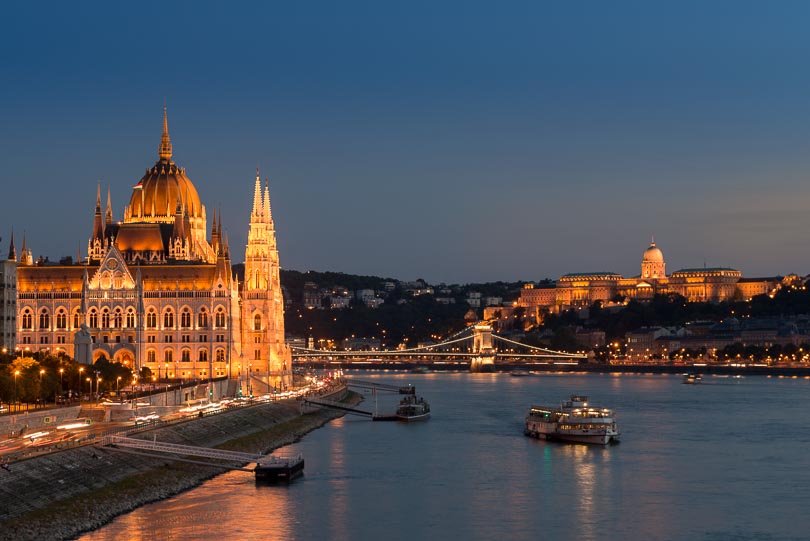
[642,241,664,263]
[125,108,204,223]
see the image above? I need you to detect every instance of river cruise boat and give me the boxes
[396,395,431,422]
[524,395,619,445]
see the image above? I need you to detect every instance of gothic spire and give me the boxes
[251,168,263,219]
[93,183,105,240]
[263,177,272,223]
[158,105,173,162]
[7,228,15,261]
[105,186,113,224]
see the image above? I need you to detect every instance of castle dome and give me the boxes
[642,241,664,264]
[125,108,204,223]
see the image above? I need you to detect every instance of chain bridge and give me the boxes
[290,324,586,372]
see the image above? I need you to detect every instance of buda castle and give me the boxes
[2,109,290,390]
[514,240,782,322]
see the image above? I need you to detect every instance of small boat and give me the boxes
[524,395,619,445]
[683,374,702,384]
[510,370,530,377]
[410,366,430,374]
[396,395,431,422]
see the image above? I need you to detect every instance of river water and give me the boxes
[81,372,810,541]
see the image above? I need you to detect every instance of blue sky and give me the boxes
[2,1,810,283]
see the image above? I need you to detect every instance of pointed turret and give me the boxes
[105,186,113,225]
[158,106,173,162]
[172,198,186,240]
[20,231,33,266]
[251,169,262,219]
[211,208,221,254]
[93,183,105,240]
[7,228,16,261]
[263,178,273,223]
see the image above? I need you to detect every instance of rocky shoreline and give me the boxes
[0,391,361,541]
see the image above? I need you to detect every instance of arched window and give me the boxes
[164,349,173,363]
[180,309,191,328]
[198,308,208,328]
[146,310,157,328]
[147,350,156,363]
[89,309,98,328]
[56,310,67,329]
[164,309,174,329]
[215,348,225,362]
[198,349,208,362]
[22,309,33,330]
[73,310,81,329]
[253,314,262,331]
[126,309,136,328]
[101,309,110,328]
[113,309,122,328]
[215,307,226,328]
[181,349,191,362]
[39,309,50,330]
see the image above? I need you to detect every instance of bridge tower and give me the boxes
[470,323,496,372]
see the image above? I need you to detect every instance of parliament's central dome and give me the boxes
[124,108,204,223]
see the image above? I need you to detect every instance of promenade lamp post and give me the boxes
[39,369,45,405]
[96,375,102,396]
[86,377,92,395]
[13,370,20,411]
[116,376,121,396]
[78,366,85,396]
[59,368,65,395]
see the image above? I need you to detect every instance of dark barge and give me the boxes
[254,455,305,483]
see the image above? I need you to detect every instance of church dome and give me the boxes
[125,108,204,223]
[642,241,664,263]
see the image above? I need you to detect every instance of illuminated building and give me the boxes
[516,239,780,315]
[1,238,16,351]
[13,109,290,390]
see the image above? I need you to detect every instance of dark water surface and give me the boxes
[81,372,810,541]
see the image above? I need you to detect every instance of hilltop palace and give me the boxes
[0,109,291,390]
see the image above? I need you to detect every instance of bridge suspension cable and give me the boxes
[490,334,585,358]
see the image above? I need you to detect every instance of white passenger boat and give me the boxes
[524,395,619,445]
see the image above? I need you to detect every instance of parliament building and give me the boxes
[6,109,290,390]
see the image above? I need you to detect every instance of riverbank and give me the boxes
[298,359,810,376]
[0,389,361,541]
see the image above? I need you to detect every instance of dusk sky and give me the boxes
[3,1,810,283]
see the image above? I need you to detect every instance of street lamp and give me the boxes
[86,377,92,394]
[13,370,20,411]
[39,369,45,405]
[116,376,121,396]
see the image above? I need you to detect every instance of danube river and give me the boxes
[82,372,810,541]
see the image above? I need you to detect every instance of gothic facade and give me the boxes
[12,109,290,390]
